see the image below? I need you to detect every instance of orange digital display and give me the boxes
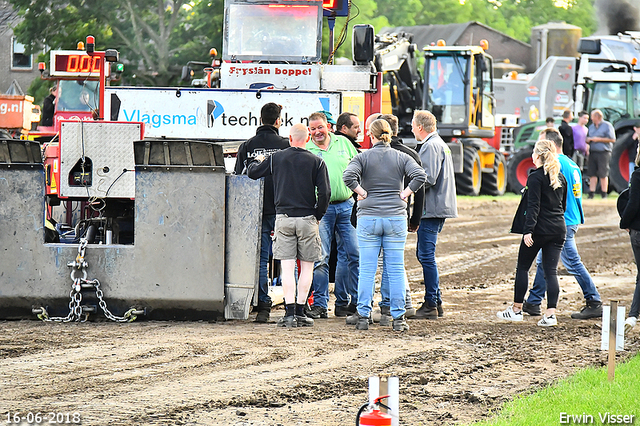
[50,51,101,76]
[55,54,101,74]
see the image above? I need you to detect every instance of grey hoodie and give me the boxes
[419,132,458,219]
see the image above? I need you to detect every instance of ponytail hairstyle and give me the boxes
[534,139,562,189]
[369,119,392,144]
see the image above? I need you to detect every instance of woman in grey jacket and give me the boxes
[342,119,426,332]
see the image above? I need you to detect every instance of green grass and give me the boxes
[470,353,640,426]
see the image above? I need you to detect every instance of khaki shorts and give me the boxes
[273,214,322,262]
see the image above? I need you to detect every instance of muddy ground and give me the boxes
[1,197,638,426]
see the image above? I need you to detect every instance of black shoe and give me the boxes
[334,304,353,317]
[522,301,541,316]
[306,305,328,319]
[413,303,437,319]
[379,306,392,327]
[601,192,608,199]
[392,315,409,332]
[277,315,297,328]
[295,315,314,327]
[588,192,595,199]
[571,300,603,319]
[254,301,272,323]
[437,302,444,317]
[346,312,369,329]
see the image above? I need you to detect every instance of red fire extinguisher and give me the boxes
[356,394,393,426]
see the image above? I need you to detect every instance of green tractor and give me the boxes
[507,35,640,193]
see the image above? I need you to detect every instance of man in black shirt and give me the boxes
[335,112,362,149]
[234,103,290,323]
[248,124,331,327]
[559,109,574,158]
[41,83,58,127]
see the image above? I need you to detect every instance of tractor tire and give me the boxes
[507,145,535,194]
[609,131,635,193]
[481,151,508,196]
[456,147,482,196]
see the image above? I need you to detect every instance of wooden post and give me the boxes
[379,375,389,414]
[608,300,618,382]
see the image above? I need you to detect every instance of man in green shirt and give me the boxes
[305,111,360,318]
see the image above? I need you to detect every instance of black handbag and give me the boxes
[617,187,629,218]
[510,186,529,234]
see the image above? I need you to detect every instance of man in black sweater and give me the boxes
[41,83,58,127]
[335,112,362,149]
[247,123,331,328]
[234,103,290,323]
[559,109,574,158]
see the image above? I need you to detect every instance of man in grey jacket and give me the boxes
[411,110,458,319]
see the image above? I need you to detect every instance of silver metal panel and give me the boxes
[224,174,263,319]
[447,142,464,174]
[321,65,375,91]
[134,168,226,308]
[0,165,227,320]
[60,121,140,198]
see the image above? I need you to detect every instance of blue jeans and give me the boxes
[416,218,445,307]
[526,225,601,305]
[356,216,408,319]
[258,214,276,304]
[380,252,412,309]
[312,199,359,308]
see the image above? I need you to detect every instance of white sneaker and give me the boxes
[496,305,523,322]
[538,314,558,327]
[625,317,637,333]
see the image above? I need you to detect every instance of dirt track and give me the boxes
[1,197,638,426]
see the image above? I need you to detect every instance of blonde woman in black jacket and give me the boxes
[498,139,567,326]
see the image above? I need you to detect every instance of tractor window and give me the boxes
[426,55,467,125]
[57,80,99,113]
[481,57,492,93]
[590,82,627,123]
[224,3,321,62]
[634,83,640,118]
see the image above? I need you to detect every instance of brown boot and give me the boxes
[413,303,437,319]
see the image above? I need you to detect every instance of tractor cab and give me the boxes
[55,79,100,115]
[423,43,495,140]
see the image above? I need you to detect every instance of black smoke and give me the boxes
[596,0,640,34]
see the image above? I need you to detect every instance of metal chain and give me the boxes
[89,278,138,322]
[37,280,83,322]
[35,239,140,323]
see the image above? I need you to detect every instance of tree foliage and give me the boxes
[376,0,596,43]
[9,0,224,87]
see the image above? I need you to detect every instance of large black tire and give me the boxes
[609,130,635,193]
[481,151,508,196]
[456,147,482,196]
[507,145,535,194]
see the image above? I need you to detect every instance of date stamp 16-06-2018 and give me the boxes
[4,412,82,425]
